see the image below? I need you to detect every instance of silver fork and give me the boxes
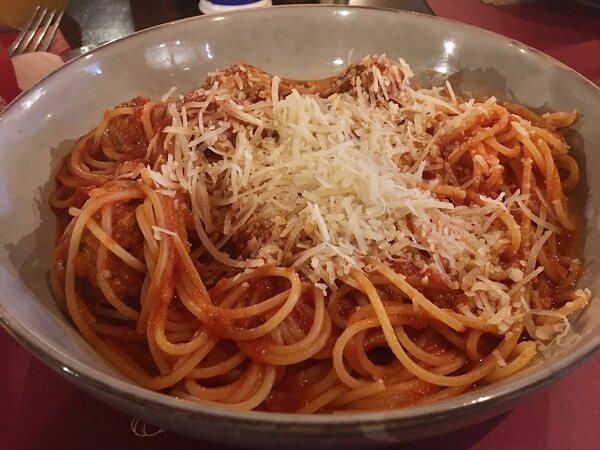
[7,6,65,56]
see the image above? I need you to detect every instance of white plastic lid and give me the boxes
[199,0,272,15]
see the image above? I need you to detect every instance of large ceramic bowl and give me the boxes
[0,5,599,449]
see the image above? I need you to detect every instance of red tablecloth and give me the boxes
[2,1,600,449]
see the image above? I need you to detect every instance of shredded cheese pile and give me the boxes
[145,55,588,336]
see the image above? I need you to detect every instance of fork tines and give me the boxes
[8,6,65,56]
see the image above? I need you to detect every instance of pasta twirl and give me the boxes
[49,55,591,413]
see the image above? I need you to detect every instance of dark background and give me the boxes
[62,0,432,48]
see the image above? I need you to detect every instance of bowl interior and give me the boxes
[0,4,599,430]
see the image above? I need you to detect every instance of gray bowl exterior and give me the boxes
[0,5,599,449]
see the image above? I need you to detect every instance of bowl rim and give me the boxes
[2,3,600,117]
[1,3,599,431]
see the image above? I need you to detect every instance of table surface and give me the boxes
[2,1,600,449]
[62,0,433,47]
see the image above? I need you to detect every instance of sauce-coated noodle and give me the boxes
[50,55,591,412]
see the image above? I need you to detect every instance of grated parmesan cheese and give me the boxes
[136,55,588,337]
[152,225,178,241]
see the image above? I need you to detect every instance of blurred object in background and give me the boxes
[12,51,63,89]
[199,0,272,15]
[68,0,134,48]
[482,0,534,4]
[482,0,600,5]
[575,0,600,8]
[0,0,69,28]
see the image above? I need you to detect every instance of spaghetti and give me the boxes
[50,55,591,413]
